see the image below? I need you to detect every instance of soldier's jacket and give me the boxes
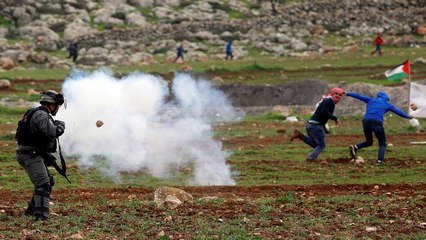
[17,107,57,152]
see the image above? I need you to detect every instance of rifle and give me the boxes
[56,138,71,183]
[43,139,71,184]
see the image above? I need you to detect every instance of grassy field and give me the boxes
[0,45,426,239]
[1,44,426,85]
[1,108,425,239]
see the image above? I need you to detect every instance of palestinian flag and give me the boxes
[385,59,410,81]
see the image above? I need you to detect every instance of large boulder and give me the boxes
[416,25,426,35]
[64,19,97,40]
[0,57,15,70]
[125,12,148,26]
[19,26,60,50]
[154,187,193,209]
[12,6,35,26]
[0,79,11,89]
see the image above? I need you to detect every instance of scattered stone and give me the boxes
[212,76,224,83]
[69,233,84,239]
[355,156,365,164]
[285,116,298,122]
[27,88,39,95]
[365,227,377,232]
[0,79,11,89]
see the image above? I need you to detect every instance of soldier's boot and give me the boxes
[24,197,35,216]
[34,182,51,221]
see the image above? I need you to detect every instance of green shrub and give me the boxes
[0,15,13,28]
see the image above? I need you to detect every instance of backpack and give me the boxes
[15,106,49,148]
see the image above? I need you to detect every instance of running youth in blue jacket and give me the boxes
[346,91,412,164]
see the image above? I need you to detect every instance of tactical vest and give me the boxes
[15,106,56,152]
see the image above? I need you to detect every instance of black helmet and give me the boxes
[39,90,65,105]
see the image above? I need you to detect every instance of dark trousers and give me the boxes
[174,54,184,62]
[356,119,387,161]
[67,52,78,62]
[302,123,326,160]
[17,152,53,219]
[226,51,233,60]
[371,45,382,55]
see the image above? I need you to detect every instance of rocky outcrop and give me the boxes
[0,0,425,68]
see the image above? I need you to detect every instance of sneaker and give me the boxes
[290,129,303,142]
[306,158,316,163]
[376,159,384,165]
[349,145,357,159]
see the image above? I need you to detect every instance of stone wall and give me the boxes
[0,0,425,68]
[218,80,414,116]
[72,0,426,48]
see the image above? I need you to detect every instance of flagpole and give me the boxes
[407,59,411,113]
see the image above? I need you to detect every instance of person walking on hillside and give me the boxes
[347,91,412,165]
[15,90,66,221]
[371,33,383,56]
[225,39,234,60]
[289,87,345,162]
[173,44,185,63]
[67,41,79,62]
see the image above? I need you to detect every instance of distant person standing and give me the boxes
[347,91,413,165]
[371,33,383,56]
[225,39,233,60]
[173,44,185,63]
[67,41,79,62]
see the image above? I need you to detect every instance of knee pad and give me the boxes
[36,182,52,194]
[34,182,51,220]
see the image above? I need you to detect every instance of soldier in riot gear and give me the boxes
[15,90,66,221]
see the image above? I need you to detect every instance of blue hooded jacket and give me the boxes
[226,41,232,53]
[346,91,411,122]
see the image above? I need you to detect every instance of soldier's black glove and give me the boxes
[55,120,65,136]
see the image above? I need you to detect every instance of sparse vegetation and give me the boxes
[0,1,425,236]
[0,14,12,28]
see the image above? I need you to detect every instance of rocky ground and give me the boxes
[1,0,426,70]
[1,131,425,239]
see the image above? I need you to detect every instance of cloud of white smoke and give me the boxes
[57,68,243,185]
